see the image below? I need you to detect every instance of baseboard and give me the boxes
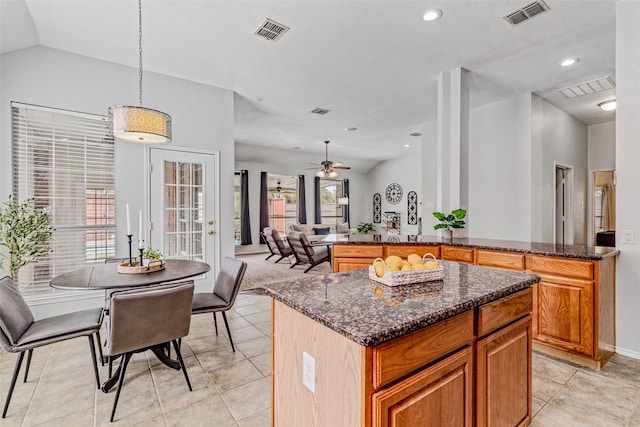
[615,346,640,360]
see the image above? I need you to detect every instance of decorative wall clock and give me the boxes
[386,183,403,204]
[373,193,382,223]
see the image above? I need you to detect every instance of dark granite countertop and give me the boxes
[262,261,540,347]
[323,234,619,260]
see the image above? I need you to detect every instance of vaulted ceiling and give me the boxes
[1,0,616,167]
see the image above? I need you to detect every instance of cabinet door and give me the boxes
[442,246,475,264]
[385,245,441,259]
[476,316,532,427]
[534,276,594,357]
[332,257,376,273]
[372,347,472,427]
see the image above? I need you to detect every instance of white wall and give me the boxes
[588,121,616,171]
[615,1,640,359]
[531,94,588,244]
[235,145,368,254]
[1,46,235,317]
[421,119,438,233]
[365,153,422,235]
[468,94,532,241]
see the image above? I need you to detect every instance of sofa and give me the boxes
[289,222,351,242]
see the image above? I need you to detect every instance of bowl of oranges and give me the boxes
[369,253,444,286]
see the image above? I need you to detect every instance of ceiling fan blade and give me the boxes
[332,165,351,170]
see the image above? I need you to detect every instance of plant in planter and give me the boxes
[433,209,466,237]
[142,246,163,264]
[357,222,376,234]
[0,195,53,281]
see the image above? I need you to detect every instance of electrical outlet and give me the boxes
[302,352,316,393]
[624,230,634,244]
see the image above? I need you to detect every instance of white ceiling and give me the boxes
[1,0,616,170]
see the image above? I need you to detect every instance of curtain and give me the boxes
[342,179,350,226]
[314,176,321,224]
[297,175,307,224]
[259,172,269,244]
[240,170,252,245]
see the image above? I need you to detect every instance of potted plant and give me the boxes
[142,246,163,266]
[357,222,376,234]
[433,209,466,239]
[0,195,53,281]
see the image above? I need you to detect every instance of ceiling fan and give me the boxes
[307,140,351,178]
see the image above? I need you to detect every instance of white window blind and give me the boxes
[11,102,116,298]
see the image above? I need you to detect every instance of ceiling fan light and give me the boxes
[316,170,326,178]
[329,170,338,178]
[109,106,172,143]
[598,100,616,111]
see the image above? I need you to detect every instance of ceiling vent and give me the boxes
[559,77,615,98]
[255,18,289,42]
[311,107,330,115]
[409,132,422,137]
[504,1,550,25]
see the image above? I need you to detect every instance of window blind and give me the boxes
[11,102,116,298]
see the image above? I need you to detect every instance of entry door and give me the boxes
[149,147,218,287]
[555,165,573,245]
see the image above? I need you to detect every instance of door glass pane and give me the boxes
[163,160,205,261]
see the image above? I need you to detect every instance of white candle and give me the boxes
[138,210,144,249]
[126,203,131,235]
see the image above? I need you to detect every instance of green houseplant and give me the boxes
[357,222,376,234]
[0,195,53,281]
[433,209,466,237]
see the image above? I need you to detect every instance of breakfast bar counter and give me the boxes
[263,262,539,426]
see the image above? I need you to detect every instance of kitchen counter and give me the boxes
[322,233,619,260]
[262,261,539,346]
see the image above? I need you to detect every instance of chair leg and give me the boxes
[95,331,105,366]
[108,356,113,379]
[213,312,218,336]
[23,349,33,383]
[88,336,100,388]
[3,352,25,418]
[172,340,192,391]
[110,352,132,422]
[221,311,235,352]
[265,253,275,260]
[290,260,300,268]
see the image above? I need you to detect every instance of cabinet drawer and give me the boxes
[332,244,383,259]
[442,246,475,264]
[476,250,525,271]
[384,245,441,259]
[477,288,533,337]
[526,256,594,280]
[372,311,473,390]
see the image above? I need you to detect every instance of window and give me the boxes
[320,178,344,224]
[268,174,297,234]
[11,102,116,297]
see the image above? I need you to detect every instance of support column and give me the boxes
[436,68,470,231]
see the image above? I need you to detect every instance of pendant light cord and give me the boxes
[138,0,143,106]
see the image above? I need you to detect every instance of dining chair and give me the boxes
[191,257,247,352]
[287,231,330,273]
[263,227,293,263]
[0,276,103,419]
[105,280,195,422]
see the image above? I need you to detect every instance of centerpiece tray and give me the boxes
[117,259,165,274]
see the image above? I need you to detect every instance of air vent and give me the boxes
[409,132,422,137]
[255,18,289,42]
[504,1,550,25]
[311,107,330,115]
[559,77,616,98]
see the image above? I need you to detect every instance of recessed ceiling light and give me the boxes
[344,127,357,131]
[560,58,579,67]
[404,144,411,148]
[598,100,616,111]
[422,9,442,22]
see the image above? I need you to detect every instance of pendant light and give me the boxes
[109,0,171,143]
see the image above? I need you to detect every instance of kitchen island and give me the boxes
[262,261,540,426]
[327,234,618,369]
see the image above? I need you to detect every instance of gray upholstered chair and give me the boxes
[287,231,330,273]
[263,227,293,263]
[0,276,103,419]
[261,230,278,260]
[191,257,247,352]
[105,280,195,422]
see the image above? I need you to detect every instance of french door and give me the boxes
[149,147,218,289]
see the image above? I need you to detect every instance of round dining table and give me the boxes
[50,259,211,290]
[50,259,211,392]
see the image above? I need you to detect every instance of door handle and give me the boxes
[208,230,215,235]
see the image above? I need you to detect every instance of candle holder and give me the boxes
[139,247,145,267]
[127,234,134,266]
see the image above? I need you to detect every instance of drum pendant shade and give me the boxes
[109,105,171,143]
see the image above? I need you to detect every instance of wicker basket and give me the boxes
[368,253,444,287]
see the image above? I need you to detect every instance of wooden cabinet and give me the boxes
[384,245,441,259]
[477,250,525,271]
[332,245,383,273]
[373,347,473,427]
[476,316,532,427]
[442,246,475,264]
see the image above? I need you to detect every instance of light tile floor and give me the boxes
[2,292,640,426]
